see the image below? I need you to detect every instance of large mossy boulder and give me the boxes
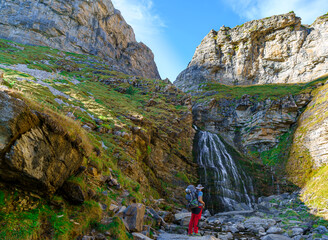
[0,90,83,195]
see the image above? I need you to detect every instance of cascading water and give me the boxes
[194,130,255,213]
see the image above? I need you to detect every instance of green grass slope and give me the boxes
[0,38,194,239]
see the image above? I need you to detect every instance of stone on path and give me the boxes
[123,203,146,232]
[262,234,292,240]
[132,232,152,240]
[158,233,220,240]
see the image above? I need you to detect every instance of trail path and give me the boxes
[158,233,220,240]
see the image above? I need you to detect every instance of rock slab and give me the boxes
[123,203,146,232]
[0,90,83,194]
[0,0,160,79]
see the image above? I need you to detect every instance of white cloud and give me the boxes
[225,0,327,24]
[112,0,165,41]
[111,0,183,81]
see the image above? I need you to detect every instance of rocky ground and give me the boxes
[159,192,328,240]
[78,192,328,240]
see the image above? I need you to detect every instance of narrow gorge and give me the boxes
[0,1,328,240]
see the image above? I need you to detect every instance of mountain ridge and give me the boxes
[175,12,328,91]
[0,0,160,79]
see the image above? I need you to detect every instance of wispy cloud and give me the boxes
[111,0,184,81]
[224,0,327,24]
[111,0,166,41]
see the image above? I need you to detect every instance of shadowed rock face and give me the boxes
[192,94,311,154]
[0,91,83,194]
[175,12,328,91]
[0,0,160,79]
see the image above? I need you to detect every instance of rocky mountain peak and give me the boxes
[0,0,160,79]
[175,12,328,92]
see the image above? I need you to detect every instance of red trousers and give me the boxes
[188,207,202,234]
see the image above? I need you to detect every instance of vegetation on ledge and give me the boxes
[190,75,328,102]
[0,37,194,239]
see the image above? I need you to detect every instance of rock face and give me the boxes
[0,91,83,194]
[287,81,328,186]
[193,94,311,153]
[175,13,328,91]
[102,79,196,202]
[0,0,160,79]
[123,203,146,232]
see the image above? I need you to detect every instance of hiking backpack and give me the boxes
[185,185,199,211]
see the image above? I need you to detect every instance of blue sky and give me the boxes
[112,0,327,81]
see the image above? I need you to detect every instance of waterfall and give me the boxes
[194,130,255,213]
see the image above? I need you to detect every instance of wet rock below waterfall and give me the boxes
[163,192,328,240]
[158,232,220,240]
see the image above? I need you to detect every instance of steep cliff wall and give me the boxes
[287,79,328,186]
[0,0,160,79]
[175,13,328,91]
[193,93,311,154]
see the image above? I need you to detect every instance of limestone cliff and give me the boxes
[193,93,311,154]
[287,79,328,186]
[0,0,160,79]
[175,13,328,91]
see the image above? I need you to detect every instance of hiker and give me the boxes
[188,184,205,236]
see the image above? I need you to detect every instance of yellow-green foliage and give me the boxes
[93,216,132,240]
[286,83,328,187]
[0,189,102,240]
[192,75,328,102]
[176,171,191,184]
[301,164,328,219]
[0,36,191,197]
[260,129,294,166]
[0,36,195,239]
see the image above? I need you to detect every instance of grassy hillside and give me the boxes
[191,76,328,102]
[0,38,194,239]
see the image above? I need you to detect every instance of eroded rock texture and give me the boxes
[287,81,328,186]
[0,91,83,194]
[175,13,328,91]
[193,94,311,153]
[0,0,160,79]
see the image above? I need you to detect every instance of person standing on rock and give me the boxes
[188,184,205,236]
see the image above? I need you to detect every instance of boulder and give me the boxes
[244,217,276,233]
[267,227,283,234]
[123,203,146,232]
[290,228,303,237]
[0,91,83,194]
[262,234,292,240]
[61,181,85,204]
[315,225,328,234]
[174,212,192,221]
[132,232,152,240]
